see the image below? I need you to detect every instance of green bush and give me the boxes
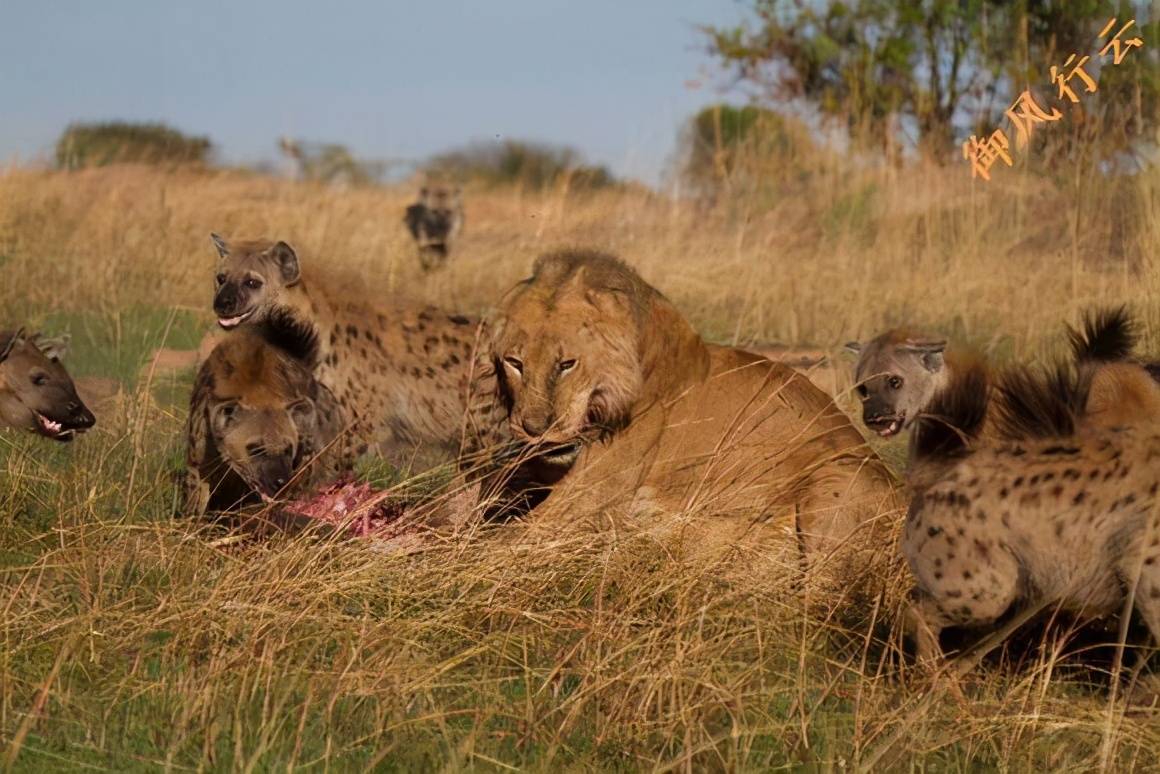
[55,121,213,170]
[425,139,616,191]
[674,103,827,203]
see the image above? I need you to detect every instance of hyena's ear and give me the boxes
[269,241,301,285]
[0,327,25,362]
[210,233,230,259]
[186,369,214,470]
[899,337,947,374]
[308,382,344,449]
[29,333,70,362]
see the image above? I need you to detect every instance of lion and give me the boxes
[481,249,902,584]
[183,331,346,516]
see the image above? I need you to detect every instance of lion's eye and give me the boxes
[558,358,577,373]
[215,273,226,286]
[504,356,523,374]
[216,404,238,425]
[244,277,264,290]
[888,376,904,390]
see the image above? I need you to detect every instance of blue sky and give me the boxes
[0,1,749,186]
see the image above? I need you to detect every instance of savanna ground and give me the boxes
[2,157,1160,772]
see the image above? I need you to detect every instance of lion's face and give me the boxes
[493,282,641,469]
[0,331,95,442]
[209,234,301,330]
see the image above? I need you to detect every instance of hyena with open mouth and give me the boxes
[0,328,95,442]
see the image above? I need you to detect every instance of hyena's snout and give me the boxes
[252,450,295,497]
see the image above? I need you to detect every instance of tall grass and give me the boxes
[1,159,1159,770]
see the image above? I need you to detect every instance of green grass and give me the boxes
[4,164,1160,770]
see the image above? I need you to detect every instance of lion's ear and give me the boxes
[583,287,632,315]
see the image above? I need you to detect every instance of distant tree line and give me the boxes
[56,122,212,169]
[700,1,1159,167]
[53,122,618,192]
[424,139,616,191]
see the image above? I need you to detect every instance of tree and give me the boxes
[424,139,616,191]
[702,1,1159,164]
[674,104,821,198]
[55,122,212,169]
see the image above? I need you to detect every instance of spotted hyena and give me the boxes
[848,306,1160,441]
[901,353,1160,666]
[403,185,464,271]
[207,234,506,470]
[184,331,346,515]
[0,328,95,441]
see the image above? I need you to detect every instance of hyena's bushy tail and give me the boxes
[1067,305,1136,364]
[910,355,990,465]
[993,360,1093,441]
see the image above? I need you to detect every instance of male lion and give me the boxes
[483,250,902,579]
[184,332,346,516]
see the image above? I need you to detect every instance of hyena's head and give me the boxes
[0,330,96,442]
[196,333,339,501]
[209,234,301,331]
[846,330,949,438]
[419,185,461,213]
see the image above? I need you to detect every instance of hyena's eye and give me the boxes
[855,384,868,399]
[215,273,226,286]
[244,277,264,290]
[888,376,904,390]
[31,373,48,386]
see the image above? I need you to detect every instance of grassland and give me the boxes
[2,159,1160,771]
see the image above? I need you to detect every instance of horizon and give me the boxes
[0,1,749,187]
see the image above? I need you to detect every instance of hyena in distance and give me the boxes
[208,234,505,469]
[0,329,95,441]
[403,185,464,271]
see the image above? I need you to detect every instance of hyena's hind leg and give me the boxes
[1121,545,1160,706]
[904,588,947,665]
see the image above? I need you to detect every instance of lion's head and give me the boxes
[490,250,708,470]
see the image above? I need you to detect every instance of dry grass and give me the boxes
[2,160,1160,770]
